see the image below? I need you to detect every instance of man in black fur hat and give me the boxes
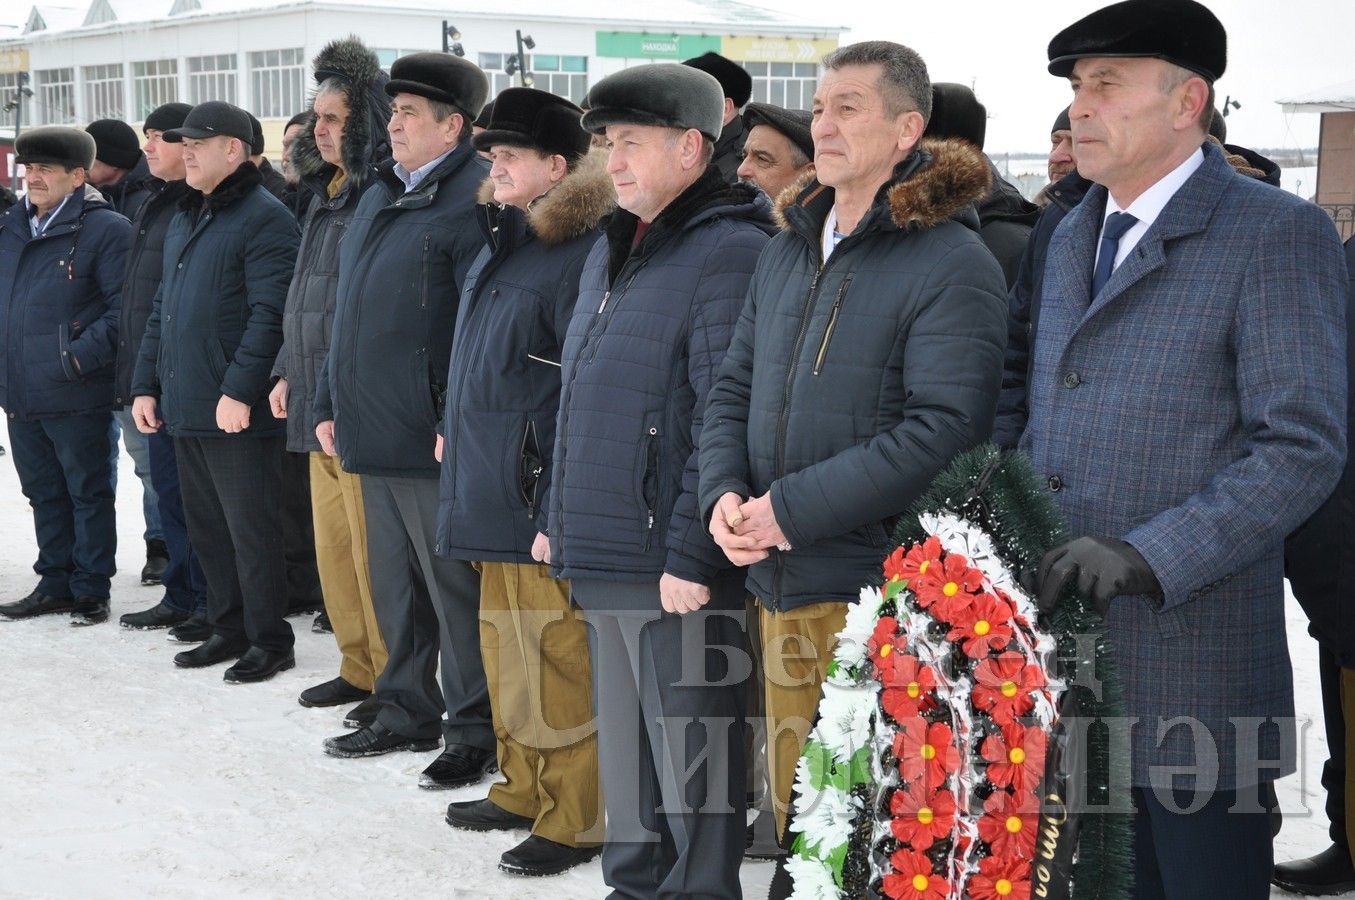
[270,35,393,727]
[683,51,753,184]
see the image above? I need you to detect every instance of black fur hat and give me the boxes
[471,88,588,162]
[924,83,987,151]
[1048,0,1226,82]
[682,52,752,108]
[581,64,725,141]
[385,52,488,120]
[291,35,392,189]
[16,126,96,170]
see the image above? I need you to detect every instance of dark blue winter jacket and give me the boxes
[435,150,614,562]
[548,167,773,602]
[0,183,130,421]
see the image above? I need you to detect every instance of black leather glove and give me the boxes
[1035,536,1161,616]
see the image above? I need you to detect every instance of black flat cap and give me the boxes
[582,64,725,141]
[472,88,589,162]
[742,102,813,162]
[682,52,752,108]
[86,119,142,169]
[16,126,96,170]
[144,102,193,135]
[1048,0,1226,82]
[923,83,986,150]
[165,101,254,145]
[386,52,489,120]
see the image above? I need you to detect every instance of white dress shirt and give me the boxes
[393,146,456,194]
[1094,147,1204,274]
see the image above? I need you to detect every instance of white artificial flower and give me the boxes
[789,782,858,854]
[832,587,883,673]
[814,679,878,764]
[786,854,842,900]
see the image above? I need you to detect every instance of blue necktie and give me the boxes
[1091,211,1139,298]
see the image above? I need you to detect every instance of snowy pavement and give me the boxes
[0,450,1348,898]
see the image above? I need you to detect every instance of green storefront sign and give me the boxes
[596,31,722,60]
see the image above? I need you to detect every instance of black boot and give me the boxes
[343,695,381,729]
[498,835,601,877]
[167,611,211,644]
[419,744,497,790]
[0,590,74,620]
[70,596,110,626]
[173,634,248,668]
[1272,843,1355,896]
[141,539,168,586]
[312,611,332,634]
[445,798,534,832]
[120,600,192,630]
[323,721,440,758]
[224,646,295,684]
[298,676,369,708]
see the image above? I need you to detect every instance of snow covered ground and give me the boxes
[0,450,1347,898]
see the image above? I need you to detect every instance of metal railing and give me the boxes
[1320,203,1354,241]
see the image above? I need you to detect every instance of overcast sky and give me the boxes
[771,0,1354,155]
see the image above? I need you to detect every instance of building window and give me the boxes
[374,48,422,69]
[248,48,304,118]
[187,53,238,104]
[478,53,587,104]
[133,59,178,119]
[34,68,75,124]
[83,63,125,120]
[746,61,818,111]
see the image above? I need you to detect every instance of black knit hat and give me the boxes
[164,101,255,145]
[742,102,813,162]
[682,52,752,108]
[471,88,588,162]
[385,52,489,120]
[85,118,142,169]
[246,112,265,155]
[1207,108,1227,143]
[16,126,96,170]
[1052,106,1071,135]
[1047,0,1227,82]
[923,83,987,150]
[582,64,725,141]
[143,102,193,136]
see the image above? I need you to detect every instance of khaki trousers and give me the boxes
[309,452,386,690]
[479,561,600,847]
[759,598,848,838]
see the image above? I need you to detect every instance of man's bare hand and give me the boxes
[660,573,711,615]
[731,492,787,551]
[269,377,288,419]
[316,420,337,457]
[216,395,251,434]
[531,532,551,565]
[710,491,769,566]
[131,396,161,434]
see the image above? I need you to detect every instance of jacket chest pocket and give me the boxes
[812,275,854,376]
[635,423,661,550]
[419,233,432,308]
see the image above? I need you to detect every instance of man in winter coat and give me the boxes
[699,41,1008,842]
[313,54,496,793]
[434,87,612,879]
[924,82,1040,289]
[736,102,815,202]
[86,117,167,586]
[270,36,393,724]
[1036,106,1076,207]
[131,101,300,684]
[114,102,211,633]
[1024,3,1347,895]
[0,127,129,626]
[1273,236,1355,895]
[551,62,772,898]
[682,52,752,185]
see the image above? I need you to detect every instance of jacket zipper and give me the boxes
[521,418,542,520]
[642,425,658,550]
[812,275,853,376]
[420,234,430,308]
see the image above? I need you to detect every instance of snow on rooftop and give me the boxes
[25,4,86,33]
[1279,79,1355,114]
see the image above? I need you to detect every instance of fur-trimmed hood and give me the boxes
[774,137,992,237]
[291,36,391,194]
[474,147,615,246]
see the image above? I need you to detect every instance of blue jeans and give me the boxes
[8,412,117,599]
[147,429,206,613]
[111,408,163,542]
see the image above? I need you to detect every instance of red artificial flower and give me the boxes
[881,654,938,720]
[885,535,944,586]
[973,653,1047,725]
[893,718,960,790]
[969,855,1033,900]
[889,785,957,849]
[977,790,1040,859]
[883,848,949,900]
[981,723,1048,794]
[947,592,1015,658]
[869,615,901,672]
[914,552,985,622]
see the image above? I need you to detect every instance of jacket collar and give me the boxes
[376,141,478,209]
[178,161,263,217]
[474,147,615,250]
[11,182,107,240]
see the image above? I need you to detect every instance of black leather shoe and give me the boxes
[141,539,168,586]
[498,835,601,877]
[0,590,75,620]
[343,695,381,729]
[323,721,440,758]
[173,634,248,668]
[745,810,786,860]
[419,744,497,790]
[298,676,369,708]
[224,646,295,684]
[287,595,324,617]
[445,798,535,832]
[1273,843,1355,895]
[70,596,109,626]
[121,600,192,630]
[312,611,332,634]
[167,612,211,643]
